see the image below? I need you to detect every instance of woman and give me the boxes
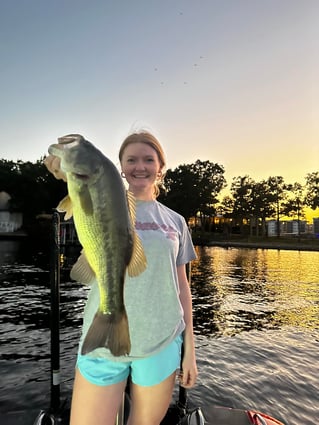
[45,131,198,425]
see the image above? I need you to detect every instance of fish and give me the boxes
[48,134,147,356]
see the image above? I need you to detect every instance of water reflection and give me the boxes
[1,241,319,424]
[0,240,23,265]
[191,246,319,336]
[0,238,50,269]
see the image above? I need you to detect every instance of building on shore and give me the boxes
[0,191,23,233]
[267,218,319,237]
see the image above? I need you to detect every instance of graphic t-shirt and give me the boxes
[78,199,197,360]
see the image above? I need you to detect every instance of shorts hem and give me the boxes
[77,363,130,387]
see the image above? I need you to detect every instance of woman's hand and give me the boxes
[177,264,198,388]
[179,349,198,388]
[44,155,67,181]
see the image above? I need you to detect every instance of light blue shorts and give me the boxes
[76,334,183,387]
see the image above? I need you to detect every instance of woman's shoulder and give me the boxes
[155,201,186,223]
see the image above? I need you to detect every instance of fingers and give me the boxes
[44,155,67,181]
[179,351,198,388]
[179,368,198,388]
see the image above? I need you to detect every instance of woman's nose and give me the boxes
[135,160,146,170]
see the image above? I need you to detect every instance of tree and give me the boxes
[218,195,234,236]
[159,159,226,225]
[282,182,305,240]
[250,180,276,237]
[228,176,294,237]
[265,176,289,237]
[0,159,21,198]
[218,196,234,217]
[304,171,319,210]
[229,175,255,234]
[0,157,67,226]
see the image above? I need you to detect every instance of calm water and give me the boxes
[0,240,318,425]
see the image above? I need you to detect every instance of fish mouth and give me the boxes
[49,134,93,180]
[48,134,84,156]
[57,134,84,147]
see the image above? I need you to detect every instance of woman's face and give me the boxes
[120,142,162,198]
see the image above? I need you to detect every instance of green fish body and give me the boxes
[49,134,146,356]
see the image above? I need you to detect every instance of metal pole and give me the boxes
[115,392,126,425]
[50,210,61,412]
[33,211,69,425]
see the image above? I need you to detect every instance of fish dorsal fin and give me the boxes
[70,250,96,284]
[126,191,147,277]
[57,195,73,220]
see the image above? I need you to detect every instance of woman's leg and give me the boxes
[70,367,127,425]
[127,371,176,425]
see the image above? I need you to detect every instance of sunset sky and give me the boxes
[1,0,318,218]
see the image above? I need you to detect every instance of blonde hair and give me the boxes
[119,131,166,198]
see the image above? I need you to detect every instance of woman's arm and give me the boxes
[177,263,198,388]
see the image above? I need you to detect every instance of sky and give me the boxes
[1,0,318,217]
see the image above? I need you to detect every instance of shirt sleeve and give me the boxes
[176,217,197,266]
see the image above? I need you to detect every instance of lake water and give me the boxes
[0,240,318,425]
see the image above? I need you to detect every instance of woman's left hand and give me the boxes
[179,351,198,388]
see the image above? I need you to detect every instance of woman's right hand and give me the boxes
[44,155,67,182]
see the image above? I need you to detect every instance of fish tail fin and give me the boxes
[81,310,131,357]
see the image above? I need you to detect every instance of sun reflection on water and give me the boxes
[191,246,319,336]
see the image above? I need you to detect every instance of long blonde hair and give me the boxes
[119,131,166,198]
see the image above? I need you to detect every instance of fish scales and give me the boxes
[68,167,132,314]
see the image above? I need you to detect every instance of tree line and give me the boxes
[158,160,319,237]
[0,158,66,225]
[0,157,318,236]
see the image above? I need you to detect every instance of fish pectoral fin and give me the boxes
[127,231,147,277]
[79,185,94,215]
[56,195,73,220]
[70,251,96,284]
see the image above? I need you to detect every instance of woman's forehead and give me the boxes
[123,142,157,156]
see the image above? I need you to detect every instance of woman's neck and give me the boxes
[129,187,155,201]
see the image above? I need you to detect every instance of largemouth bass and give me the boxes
[48,134,147,356]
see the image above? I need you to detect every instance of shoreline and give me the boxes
[1,232,319,253]
[193,238,319,252]
[0,231,28,239]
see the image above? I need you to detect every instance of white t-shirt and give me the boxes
[78,199,197,360]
